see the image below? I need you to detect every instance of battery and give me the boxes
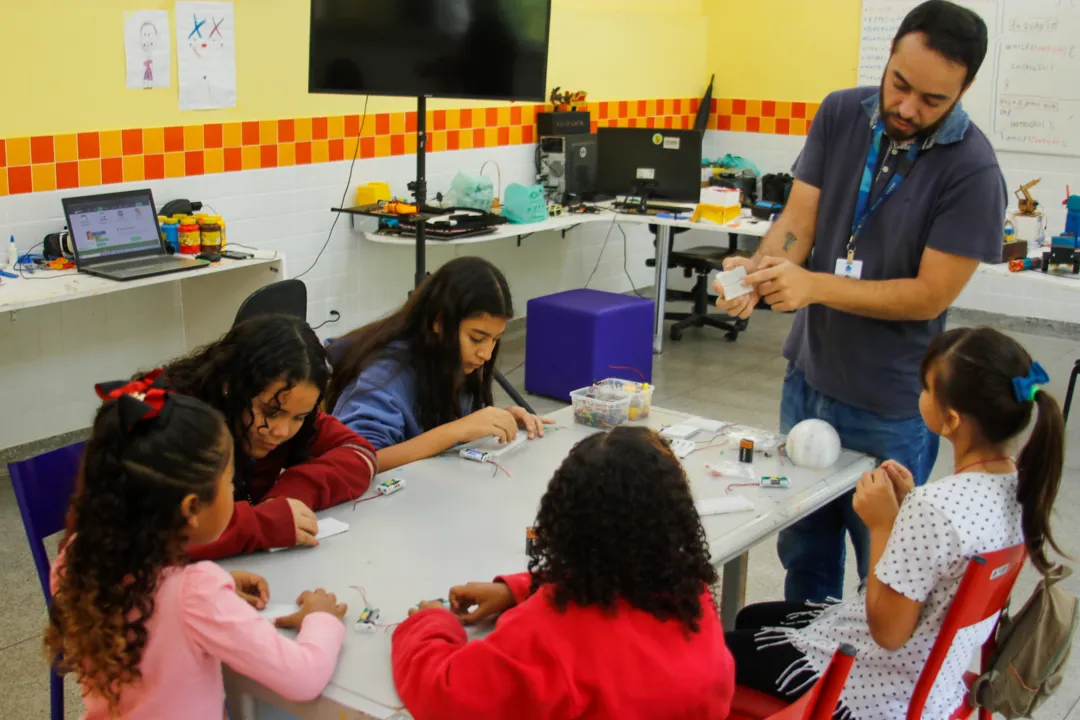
[738,438,755,463]
[377,477,405,495]
[760,476,790,489]
[460,448,491,463]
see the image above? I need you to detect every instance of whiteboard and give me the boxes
[858,0,1080,156]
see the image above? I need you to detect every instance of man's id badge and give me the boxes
[835,258,863,279]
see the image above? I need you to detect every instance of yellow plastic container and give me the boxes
[356,181,392,207]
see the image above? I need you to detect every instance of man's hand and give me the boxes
[745,256,818,312]
[713,257,760,320]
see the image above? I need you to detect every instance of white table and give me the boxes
[361,210,771,354]
[220,405,873,720]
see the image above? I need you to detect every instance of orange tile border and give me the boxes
[0,98,817,195]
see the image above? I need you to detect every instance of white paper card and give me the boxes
[124,11,171,89]
[716,265,752,300]
[176,2,237,110]
[269,517,350,551]
[834,258,864,279]
[663,136,681,150]
[695,496,755,516]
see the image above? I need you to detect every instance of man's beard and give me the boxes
[878,83,957,141]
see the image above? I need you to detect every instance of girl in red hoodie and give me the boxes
[393,426,735,720]
[117,314,377,559]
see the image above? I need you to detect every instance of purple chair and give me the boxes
[8,441,86,720]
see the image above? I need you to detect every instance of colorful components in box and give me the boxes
[571,378,655,428]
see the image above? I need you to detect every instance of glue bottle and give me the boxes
[5,235,17,270]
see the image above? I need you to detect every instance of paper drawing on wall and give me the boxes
[124,10,170,89]
[176,1,236,110]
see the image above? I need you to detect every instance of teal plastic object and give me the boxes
[503,183,549,224]
[448,171,494,211]
[711,153,760,176]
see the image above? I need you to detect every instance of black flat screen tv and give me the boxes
[309,0,552,101]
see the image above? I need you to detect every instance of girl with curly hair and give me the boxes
[391,426,735,719]
[327,256,550,472]
[46,388,348,719]
[142,313,377,559]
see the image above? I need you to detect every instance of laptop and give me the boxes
[62,189,207,281]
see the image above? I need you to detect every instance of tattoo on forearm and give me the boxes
[783,232,797,253]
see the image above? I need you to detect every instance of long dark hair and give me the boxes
[161,314,330,486]
[920,327,1064,573]
[45,394,230,713]
[326,257,512,431]
[528,427,718,633]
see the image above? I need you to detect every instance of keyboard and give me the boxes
[614,201,696,215]
[99,257,189,273]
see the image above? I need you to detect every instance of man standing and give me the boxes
[716,0,1006,602]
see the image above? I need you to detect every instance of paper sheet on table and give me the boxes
[269,517,350,552]
[258,604,298,621]
[695,496,755,516]
[176,2,236,110]
[124,11,170,89]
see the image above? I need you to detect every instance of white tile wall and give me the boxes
[0,144,659,450]
[705,129,1080,325]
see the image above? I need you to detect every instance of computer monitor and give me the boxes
[63,190,165,266]
[596,128,703,203]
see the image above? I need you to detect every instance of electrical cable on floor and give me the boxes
[294,95,371,281]
[583,209,620,289]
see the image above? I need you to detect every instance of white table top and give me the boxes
[0,252,282,313]
[363,208,771,246]
[220,405,872,718]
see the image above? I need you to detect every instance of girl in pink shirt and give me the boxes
[45,387,348,719]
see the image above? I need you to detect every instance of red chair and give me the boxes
[909,543,1027,720]
[729,644,856,720]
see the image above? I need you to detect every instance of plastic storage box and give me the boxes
[570,385,631,428]
[596,378,653,420]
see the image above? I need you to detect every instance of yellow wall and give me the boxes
[0,0,708,138]
[705,0,861,102]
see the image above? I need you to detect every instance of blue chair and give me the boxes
[8,441,86,720]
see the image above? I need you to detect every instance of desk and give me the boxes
[361,211,771,354]
[221,405,873,720]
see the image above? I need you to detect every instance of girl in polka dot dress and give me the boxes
[726,326,1066,720]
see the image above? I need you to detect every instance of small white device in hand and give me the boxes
[716,265,752,300]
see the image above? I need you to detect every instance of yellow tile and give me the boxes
[182,125,203,151]
[374,136,391,157]
[645,99,657,118]
[54,134,78,162]
[790,118,808,136]
[760,117,776,134]
[807,104,820,123]
[707,116,718,130]
[259,120,277,145]
[775,101,792,119]
[278,143,296,167]
[458,131,473,150]
[122,155,145,182]
[294,118,312,142]
[0,171,6,196]
[32,164,56,192]
[429,131,445,152]
[405,133,417,154]
[497,107,511,127]
[481,128,496,147]
[143,127,165,155]
[7,137,30,166]
[311,140,330,164]
[203,148,224,174]
[445,109,460,130]
[241,145,261,170]
[78,159,101,186]
[99,131,123,158]
[509,126,523,145]
[342,137,359,159]
[360,116,376,137]
[746,100,762,118]
[716,98,733,116]
[390,113,406,134]
[730,115,747,133]
[223,123,243,148]
[163,152,184,178]
[327,116,345,139]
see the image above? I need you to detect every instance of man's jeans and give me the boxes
[777,365,939,602]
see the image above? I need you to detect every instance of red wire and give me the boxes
[352,495,382,510]
[488,460,511,477]
[608,365,646,381]
[725,482,758,494]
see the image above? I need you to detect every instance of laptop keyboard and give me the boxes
[101,257,194,273]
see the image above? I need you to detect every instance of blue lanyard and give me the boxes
[847,121,921,261]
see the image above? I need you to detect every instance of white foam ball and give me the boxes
[785,419,842,470]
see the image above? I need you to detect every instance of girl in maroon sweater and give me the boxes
[394,427,735,720]
[128,315,377,559]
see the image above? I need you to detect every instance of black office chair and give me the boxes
[233,279,537,415]
[646,227,748,342]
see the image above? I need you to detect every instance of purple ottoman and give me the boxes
[525,289,654,402]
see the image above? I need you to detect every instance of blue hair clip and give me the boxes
[1012,362,1049,404]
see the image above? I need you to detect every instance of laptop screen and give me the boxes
[65,191,163,263]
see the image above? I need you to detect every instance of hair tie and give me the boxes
[94,370,171,433]
[1011,361,1049,404]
